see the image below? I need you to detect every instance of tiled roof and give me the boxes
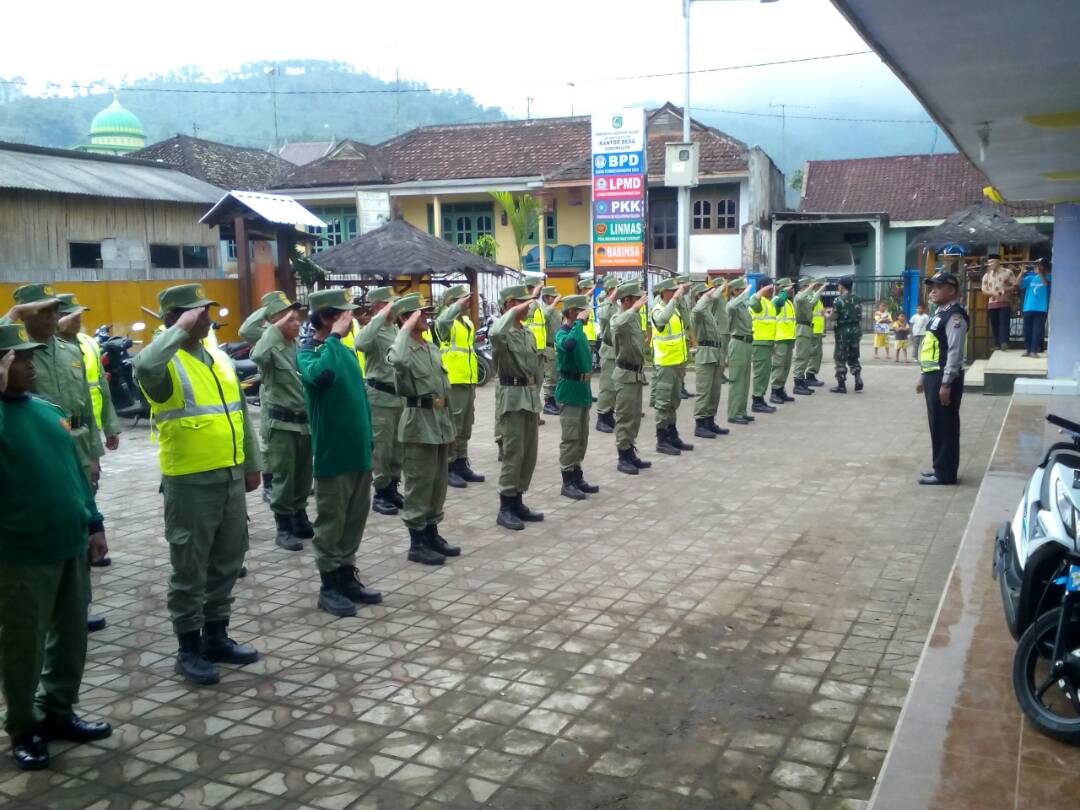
[800,153,1051,221]
[273,140,390,189]
[129,135,292,192]
[275,140,335,166]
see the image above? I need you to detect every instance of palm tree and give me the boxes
[489,191,541,270]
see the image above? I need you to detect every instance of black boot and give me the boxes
[459,459,485,483]
[387,479,405,509]
[806,373,825,387]
[707,418,730,436]
[87,615,106,633]
[575,468,599,494]
[668,425,694,452]
[11,733,49,771]
[751,396,777,413]
[318,571,357,616]
[407,527,446,565]
[853,373,864,392]
[372,486,398,515]
[175,630,220,685]
[336,566,384,603]
[292,509,315,540]
[261,472,273,504]
[656,425,680,456]
[425,524,461,557]
[830,377,847,393]
[728,415,753,425]
[617,447,639,475]
[543,397,562,415]
[447,460,467,489]
[780,387,795,402]
[769,388,786,405]
[694,417,717,439]
[595,411,614,434]
[37,713,111,744]
[274,512,303,551]
[680,384,694,399]
[496,439,504,462]
[793,378,814,395]
[496,493,524,531]
[202,620,259,665]
[513,494,544,522]
[560,469,586,501]
[629,445,652,469]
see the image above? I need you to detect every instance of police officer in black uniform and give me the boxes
[916,271,969,485]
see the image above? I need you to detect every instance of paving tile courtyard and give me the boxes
[1,352,1009,809]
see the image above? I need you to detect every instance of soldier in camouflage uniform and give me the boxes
[830,276,864,393]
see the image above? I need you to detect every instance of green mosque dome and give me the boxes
[90,97,144,138]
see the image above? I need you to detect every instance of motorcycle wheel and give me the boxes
[476,356,492,387]
[1013,607,1080,745]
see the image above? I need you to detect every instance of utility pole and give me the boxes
[678,0,692,282]
[269,64,280,149]
[769,102,812,171]
[526,97,533,121]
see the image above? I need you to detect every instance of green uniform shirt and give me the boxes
[250,321,309,434]
[298,334,373,478]
[833,292,862,335]
[691,291,724,363]
[61,333,121,439]
[714,290,732,336]
[388,328,454,444]
[490,309,541,416]
[0,394,102,563]
[794,288,823,338]
[651,297,680,331]
[134,325,263,482]
[597,300,616,360]
[611,306,647,383]
[542,301,561,349]
[727,288,754,337]
[554,320,592,407]
[433,301,463,343]
[356,309,402,408]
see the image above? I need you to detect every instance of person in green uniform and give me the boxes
[133,284,263,685]
[714,278,733,384]
[298,288,382,618]
[555,295,600,500]
[433,284,484,489]
[239,291,313,551]
[56,295,121,452]
[594,281,619,433]
[650,278,693,455]
[806,282,828,387]
[389,294,460,565]
[539,285,563,415]
[725,277,756,426]
[768,278,797,404]
[674,273,695,400]
[355,286,405,516]
[0,328,113,771]
[611,282,652,475]
[749,281,779,414]
[791,278,826,395]
[830,277,864,393]
[690,281,731,439]
[491,284,545,531]
[578,274,600,373]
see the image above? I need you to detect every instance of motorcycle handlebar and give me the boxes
[1047,414,1080,438]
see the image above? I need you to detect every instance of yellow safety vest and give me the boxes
[751,297,777,341]
[345,319,367,375]
[812,300,826,335]
[76,332,105,429]
[652,307,688,367]
[640,308,648,332]
[583,308,598,342]
[774,298,796,341]
[529,306,547,350]
[439,316,478,384]
[146,347,246,476]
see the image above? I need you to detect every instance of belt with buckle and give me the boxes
[366,379,398,396]
[405,396,446,410]
[697,339,721,348]
[560,372,592,382]
[267,405,308,424]
[732,334,752,343]
[616,361,642,373]
[499,375,535,386]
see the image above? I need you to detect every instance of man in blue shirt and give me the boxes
[1020,262,1051,357]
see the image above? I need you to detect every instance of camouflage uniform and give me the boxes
[832,289,863,389]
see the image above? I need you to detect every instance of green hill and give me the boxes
[0,60,507,150]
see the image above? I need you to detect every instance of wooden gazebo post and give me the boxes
[276,229,297,300]
[466,267,479,324]
[234,216,253,317]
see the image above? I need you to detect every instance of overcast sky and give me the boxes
[3,0,929,123]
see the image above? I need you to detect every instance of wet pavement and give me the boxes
[1,352,1010,809]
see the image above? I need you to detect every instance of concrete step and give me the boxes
[983,349,1047,395]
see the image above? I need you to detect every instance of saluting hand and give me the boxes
[5,299,56,321]
[331,310,353,337]
[404,309,423,331]
[0,350,12,393]
[576,308,590,322]
[175,306,206,333]
[632,295,648,311]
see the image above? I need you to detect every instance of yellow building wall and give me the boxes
[0,279,242,344]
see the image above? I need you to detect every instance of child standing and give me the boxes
[910,303,930,359]
[873,301,892,359]
[892,313,911,363]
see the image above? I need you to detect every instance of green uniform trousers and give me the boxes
[370,404,403,491]
[559,404,590,471]
[164,475,249,634]
[402,443,449,530]
[651,365,683,428]
[614,381,644,451]
[793,334,814,379]
[751,343,773,397]
[808,335,824,375]
[266,429,313,515]
[770,340,794,389]
[693,361,723,419]
[448,385,475,463]
[498,410,539,496]
[0,556,88,738]
[313,470,372,573]
[541,348,557,400]
[596,355,616,415]
[726,339,751,419]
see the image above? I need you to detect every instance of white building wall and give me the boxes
[688,178,750,272]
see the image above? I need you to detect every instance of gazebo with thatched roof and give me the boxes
[907,201,1050,252]
[308,218,510,323]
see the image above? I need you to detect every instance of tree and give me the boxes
[789,168,804,193]
[489,191,541,270]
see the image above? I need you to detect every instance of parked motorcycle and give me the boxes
[221,339,260,403]
[995,412,1080,743]
[96,322,151,423]
[474,315,494,387]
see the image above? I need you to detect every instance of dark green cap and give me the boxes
[578,274,597,291]
[260,290,300,319]
[307,288,358,312]
[394,293,433,315]
[0,323,45,351]
[13,283,62,307]
[727,277,748,291]
[692,282,709,295]
[654,278,677,293]
[775,277,794,290]
[443,284,468,302]
[158,283,218,316]
[674,274,691,285]
[542,286,558,297]
[500,285,531,305]
[57,293,89,315]
[617,281,642,299]
[562,295,590,312]
[368,286,397,304]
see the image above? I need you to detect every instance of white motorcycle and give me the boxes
[995,413,1080,743]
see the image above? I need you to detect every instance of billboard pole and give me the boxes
[678,0,692,282]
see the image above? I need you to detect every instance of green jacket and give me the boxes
[490,309,541,416]
[833,292,862,336]
[555,319,592,407]
[0,394,102,563]
[727,288,754,338]
[691,291,724,364]
[611,306,647,384]
[250,320,309,434]
[356,308,402,409]
[298,334,373,478]
[388,328,454,445]
[134,325,263,482]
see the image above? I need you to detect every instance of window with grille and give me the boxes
[691,188,740,234]
[306,206,358,253]
[429,202,496,246]
[650,199,677,251]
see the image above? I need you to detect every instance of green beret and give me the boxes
[500,285,531,305]
[443,284,468,302]
[562,295,590,312]
[368,286,397,304]
[654,278,677,293]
